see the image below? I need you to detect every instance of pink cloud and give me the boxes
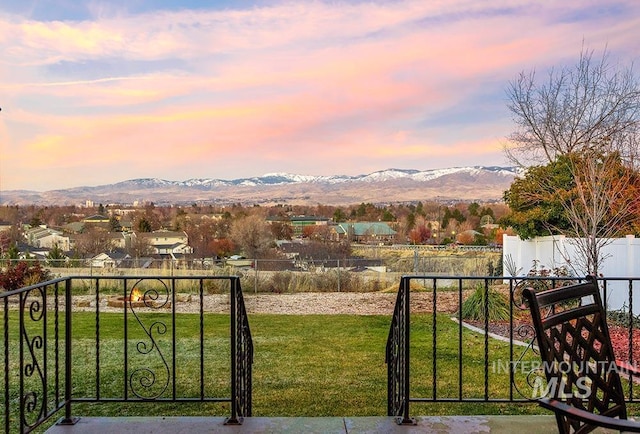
[1,0,639,191]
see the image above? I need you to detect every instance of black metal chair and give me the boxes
[524,275,640,433]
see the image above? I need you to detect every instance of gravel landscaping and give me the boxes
[71,290,469,315]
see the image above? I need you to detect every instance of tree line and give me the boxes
[0,199,511,263]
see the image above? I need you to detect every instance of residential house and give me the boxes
[118,218,134,232]
[15,241,50,262]
[107,232,134,250]
[83,214,110,224]
[290,216,330,237]
[24,225,71,251]
[82,214,112,230]
[62,221,85,234]
[90,251,131,268]
[456,229,484,245]
[332,222,397,244]
[137,230,193,259]
[0,221,12,233]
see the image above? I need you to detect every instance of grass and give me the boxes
[3,310,551,432]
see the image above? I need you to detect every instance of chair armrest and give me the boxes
[616,360,640,376]
[538,398,640,432]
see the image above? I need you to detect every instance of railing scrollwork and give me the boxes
[2,275,255,431]
[19,287,48,431]
[127,279,170,400]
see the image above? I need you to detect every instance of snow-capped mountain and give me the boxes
[104,166,517,188]
[0,166,520,206]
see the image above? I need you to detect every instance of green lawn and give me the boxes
[3,311,548,432]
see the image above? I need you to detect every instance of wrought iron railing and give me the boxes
[4,272,640,431]
[226,277,253,425]
[385,276,413,424]
[1,275,253,433]
[385,275,640,424]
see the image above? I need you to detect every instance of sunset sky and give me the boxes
[0,1,638,192]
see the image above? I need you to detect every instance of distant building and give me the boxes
[83,214,110,224]
[23,225,71,250]
[62,221,85,234]
[90,251,131,268]
[333,222,397,244]
[267,216,330,237]
[137,230,193,258]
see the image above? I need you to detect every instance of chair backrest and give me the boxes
[524,275,628,432]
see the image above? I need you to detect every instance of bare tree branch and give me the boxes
[505,46,640,167]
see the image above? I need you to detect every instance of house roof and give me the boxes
[25,226,63,239]
[107,232,127,240]
[83,214,110,222]
[63,222,85,233]
[459,229,483,236]
[91,251,130,261]
[290,216,330,223]
[138,230,188,239]
[154,242,188,249]
[334,222,397,236]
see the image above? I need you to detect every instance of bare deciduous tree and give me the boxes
[229,214,274,259]
[74,227,115,257]
[556,152,640,275]
[127,233,152,259]
[505,46,640,168]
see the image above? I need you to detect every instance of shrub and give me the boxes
[607,303,640,328]
[0,261,52,292]
[461,284,509,321]
[266,271,294,293]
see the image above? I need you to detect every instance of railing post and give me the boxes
[387,276,416,425]
[399,276,415,425]
[57,279,78,425]
[224,276,253,425]
[225,277,242,425]
[254,260,258,294]
[3,297,9,434]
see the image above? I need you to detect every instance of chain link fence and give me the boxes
[1,250,502,293]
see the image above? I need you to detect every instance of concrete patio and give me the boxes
[43,414,623,433]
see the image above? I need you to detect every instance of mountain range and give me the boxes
[0,166,521,206]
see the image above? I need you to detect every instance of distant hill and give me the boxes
[0,166,521,206]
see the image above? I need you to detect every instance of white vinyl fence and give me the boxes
[503,234,640,313]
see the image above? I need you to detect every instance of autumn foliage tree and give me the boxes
[501,157,575,239]
[209,238,236,258]
[270,221,293,240]
[408,218,431,244]
[557,151,640,274]
[502,151,640,274]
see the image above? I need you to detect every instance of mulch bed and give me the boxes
[608,325,640,363]
[468,320,640,364]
